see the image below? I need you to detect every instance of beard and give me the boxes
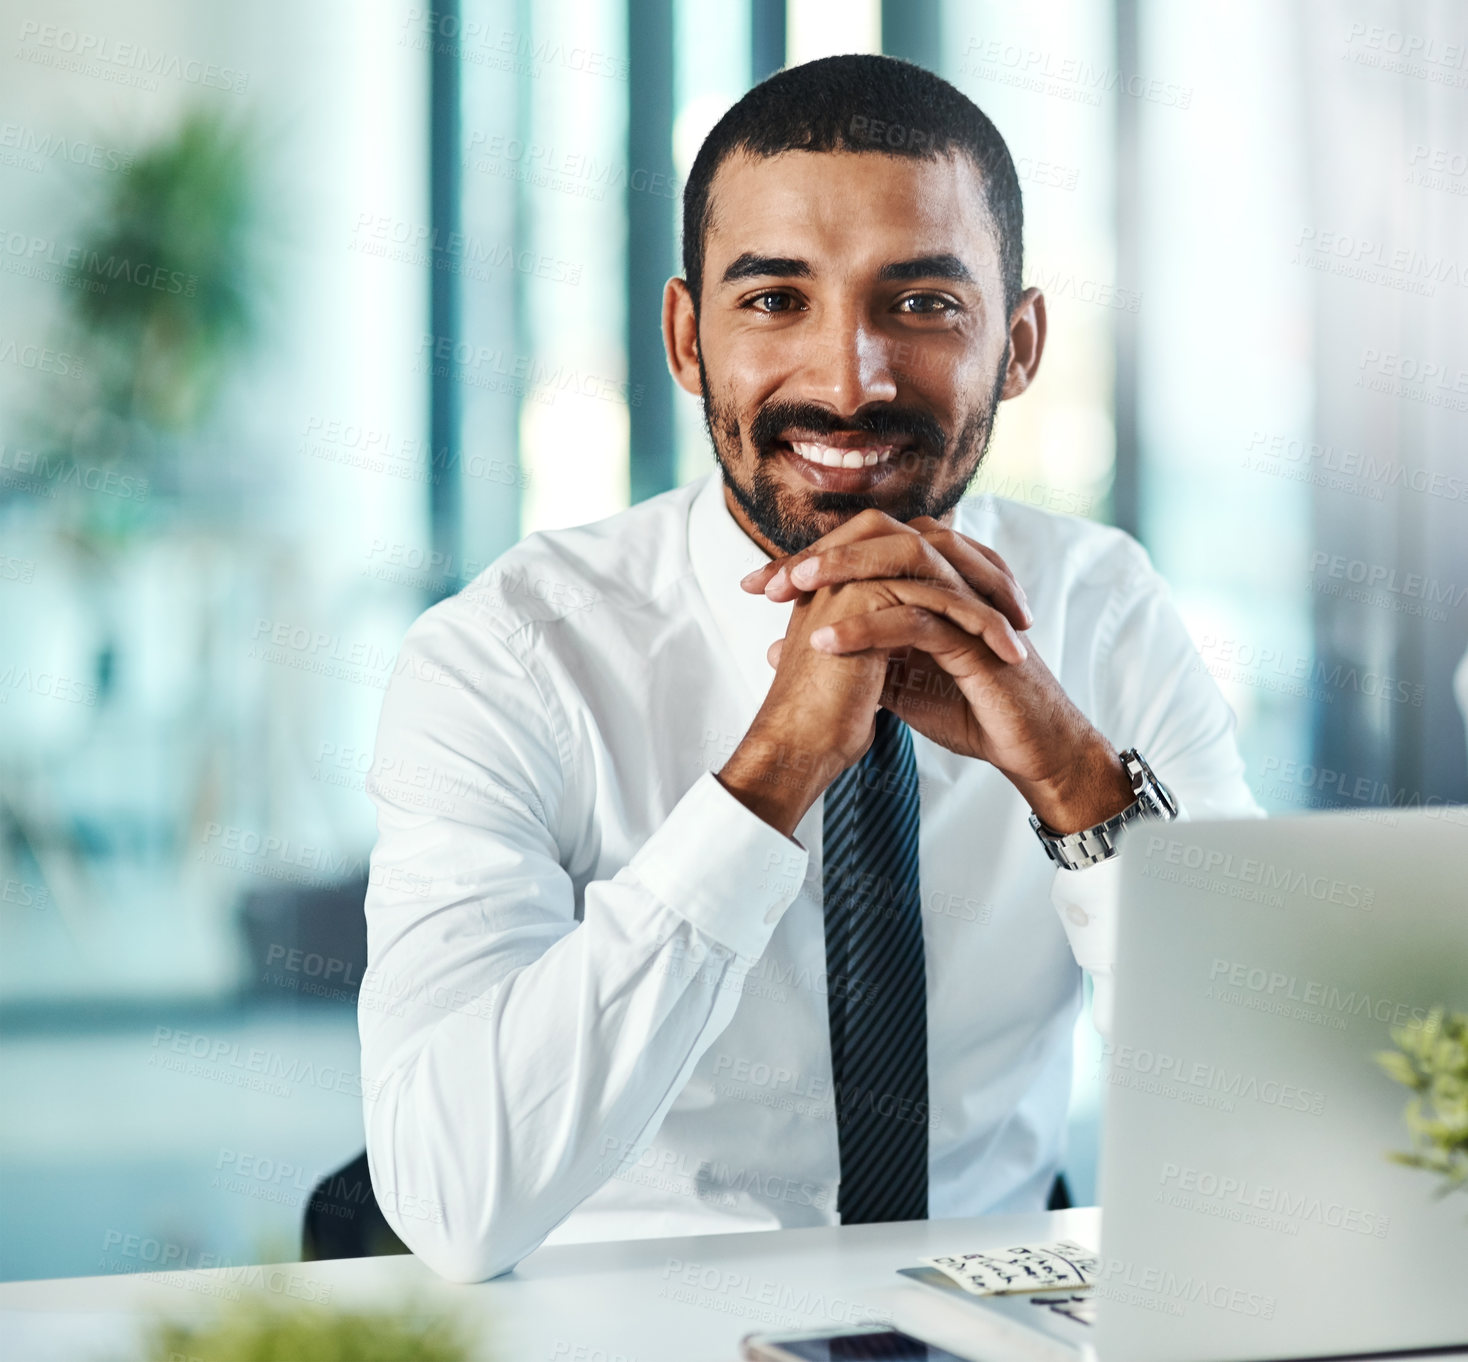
[698,348,1011,555]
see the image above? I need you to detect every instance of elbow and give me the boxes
[369,1159,536,1283]
[364,1077,540,1284]
[401,1225,525,1285]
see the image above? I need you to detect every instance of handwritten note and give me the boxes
[919,1239,1099,1296]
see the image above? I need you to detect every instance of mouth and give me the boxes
[773,431,913,492]
[787,439,901,470]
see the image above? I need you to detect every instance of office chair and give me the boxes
[1047,1171,1072,1209]
[301,1150,409,1260]
[301,1153,1073,1260]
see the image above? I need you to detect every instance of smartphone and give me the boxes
[741,1324,973,1361]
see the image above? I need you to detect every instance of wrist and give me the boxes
[1017,738,1135,836]
[717,729,841,839]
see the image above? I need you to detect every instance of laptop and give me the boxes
[902,806,1468,1361]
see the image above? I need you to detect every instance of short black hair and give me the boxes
[682,54,1024,320]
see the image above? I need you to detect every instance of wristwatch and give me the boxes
[1029,748,1178,871]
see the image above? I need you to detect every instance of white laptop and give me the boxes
[903,806,1468,1361]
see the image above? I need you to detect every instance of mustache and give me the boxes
[746,400,947,458]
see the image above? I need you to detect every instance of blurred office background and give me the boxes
[1,0,1465,1281]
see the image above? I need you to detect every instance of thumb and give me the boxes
[766,639,784,668]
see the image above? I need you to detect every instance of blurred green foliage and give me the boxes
[65,104,256,433]
[139,1295,480,1362]
[1375,1007,1468,1198]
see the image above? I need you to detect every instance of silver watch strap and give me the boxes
[1029,748,1178,871]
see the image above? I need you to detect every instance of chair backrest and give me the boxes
[301,1150,409,1260]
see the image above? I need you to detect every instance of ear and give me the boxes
[663,276,703,399]
[999,286,1047,400]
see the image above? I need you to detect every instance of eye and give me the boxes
[896,293,959,315]
[743,290,802,314]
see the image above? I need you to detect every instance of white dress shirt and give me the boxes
[358,470,1263,1282]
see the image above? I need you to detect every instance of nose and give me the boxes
[795,305,898,416]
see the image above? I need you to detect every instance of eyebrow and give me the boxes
[720,253,813,284]
[718,251,976,286]
[878,254,975,284]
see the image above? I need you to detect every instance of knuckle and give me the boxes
[915,538,945,567]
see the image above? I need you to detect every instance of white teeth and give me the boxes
[789,441,896,471]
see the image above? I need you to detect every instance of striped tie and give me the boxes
[822,707,929,1224]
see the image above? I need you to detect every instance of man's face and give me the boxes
[686,149,1018,554]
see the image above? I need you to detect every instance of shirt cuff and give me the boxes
[1048,852,1125,1038]
[625,771,810,961]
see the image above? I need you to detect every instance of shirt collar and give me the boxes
[687,471,793,706]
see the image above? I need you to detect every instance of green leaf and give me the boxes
[1375,1050,1424,1090]
[139,1296,481,1362]
[1377,1007,1468,1199]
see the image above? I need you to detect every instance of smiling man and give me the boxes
[359,55,1262,1283]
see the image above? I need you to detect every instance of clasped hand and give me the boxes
[730,508,1132,837]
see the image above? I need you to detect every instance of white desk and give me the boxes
[2,1208,1464,1362]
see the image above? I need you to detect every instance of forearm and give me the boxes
[360,776,807,1282]
[365,888,749,1280]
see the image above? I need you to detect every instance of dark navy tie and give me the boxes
[822,707,929,1223]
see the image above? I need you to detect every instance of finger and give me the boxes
[912,524,1030,627]
[971,540,1017,580]
[784,534,960,592]
[907,515,1018,577]
[783,534,1029,633]
[810,605,1006,672]
[741,561,781,592]
[739,507,918,594]
[878,648,944,710]
[811,573,1027,664]
[898,513,1027,613]
[766,639,783,668]
[744,519,918,595]
[810,582,1028,665]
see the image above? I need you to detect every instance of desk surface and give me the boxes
[2,1207,1464,1362]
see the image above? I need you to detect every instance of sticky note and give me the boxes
[920,1239,1099,1296]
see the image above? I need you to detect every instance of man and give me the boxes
[359,54,1261,1283]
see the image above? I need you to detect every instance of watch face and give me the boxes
[1121,749,1178,820]
[1033,758,1174,868]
